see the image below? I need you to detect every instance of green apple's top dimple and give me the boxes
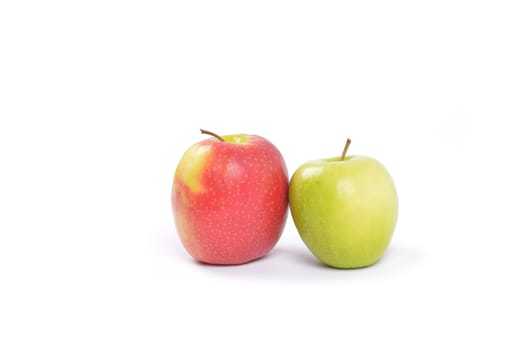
[175,143,211,192]
[323,156,356,163]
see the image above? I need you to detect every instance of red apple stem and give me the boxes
[200,129,224,142]
[340,138,351,161]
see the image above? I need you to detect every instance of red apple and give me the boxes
[171,129,288,265]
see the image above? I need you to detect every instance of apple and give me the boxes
[289,139,398,268]
[171,129,288,265]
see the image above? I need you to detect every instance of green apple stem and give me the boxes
[340,138,351,161]
[200,129,224,142]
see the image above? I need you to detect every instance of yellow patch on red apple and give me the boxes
[175,144,211,192]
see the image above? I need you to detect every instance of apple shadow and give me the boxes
[153,228,424,282]
[206,242,424,282]
[153,227,195,262]
[377,242,425,271]
[190,246,325,282]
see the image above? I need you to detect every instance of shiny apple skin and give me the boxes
[289,156,398,268]
[172,134,288,265]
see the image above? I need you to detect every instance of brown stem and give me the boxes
[200,128,224,142]
[340,138,351,161]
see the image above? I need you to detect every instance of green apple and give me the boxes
[289,139,398,268]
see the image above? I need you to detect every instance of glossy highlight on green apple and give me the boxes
[289,139,398,269]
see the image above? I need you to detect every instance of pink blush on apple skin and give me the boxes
[172,136,288,265]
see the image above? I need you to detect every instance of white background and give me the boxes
[1,1,524,349]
